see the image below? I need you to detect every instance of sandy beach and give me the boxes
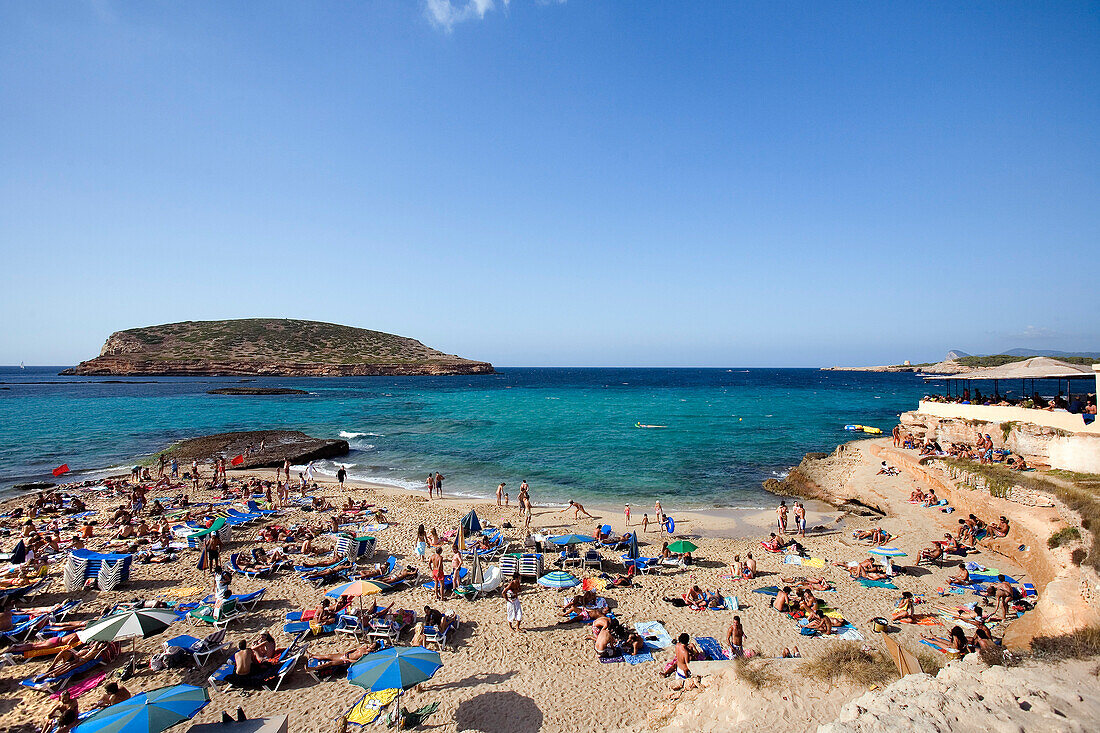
[0,440,1038,733]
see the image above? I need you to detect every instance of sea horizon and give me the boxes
[0,366,935,504]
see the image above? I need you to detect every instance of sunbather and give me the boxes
[804,609,843,635]
[761,533,783,552]
[919,543,944,563]
[380,565,418,586]
[686,585,707,610]
[91,682,131,710]
[309,641,382,674]
[32,641,110,682]
[781,576,833,592]
[989,516,1011,537]
[923,625,969,655]
[853,527,892,545]
[773,587,792,612]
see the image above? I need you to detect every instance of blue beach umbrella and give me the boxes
[626,532,640,560]
[537,571,580,589]
[460,510,482,533]
[347,646,443,692]
[72,684,209,733]
[547,534,595,546]
[868,547,908,557]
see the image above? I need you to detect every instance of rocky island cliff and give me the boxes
[61,318,495,377]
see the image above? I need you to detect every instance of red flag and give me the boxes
[231,454,244,466]
[52,464,70,477]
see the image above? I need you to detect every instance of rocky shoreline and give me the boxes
[62,357,495,377]
[157,429,349,469]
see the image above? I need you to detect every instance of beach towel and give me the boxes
[970,573,1018,584]
[834,625,864,641]
[50,671,104,700]
[1023,583,1036,598]
[359,523,389,533]
[919,639,951,653]
[857,578,898,589]
[634,621,673,649]
[752,586,779,596]
[344,688,400,727]
[783,555,803,566]
[802,557,826,568]
[724,595,740,611]
[696,637,728,661]
[582,577,608,592]
[622,651,654,665]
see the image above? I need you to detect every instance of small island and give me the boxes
[60,318,495,377]
[207,387,309,396]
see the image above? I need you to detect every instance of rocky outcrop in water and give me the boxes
[160,430,349,469]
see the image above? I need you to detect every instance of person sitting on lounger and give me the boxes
[936,533,961,553]
[891,591,916,623]
[773,586,792,612]
[919,543,944,563]
[949,562,971,585]
[254,547,285,566]
[313,599,338,627]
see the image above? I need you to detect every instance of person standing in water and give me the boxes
[435,472,444,498]
[336,466,347,490]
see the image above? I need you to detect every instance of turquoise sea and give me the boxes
[0,367,936,506]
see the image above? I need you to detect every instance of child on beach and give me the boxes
[642,514,649,532]
[625,504,631,525]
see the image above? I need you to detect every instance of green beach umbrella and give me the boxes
[78,608,178,657]
[666,540,698,554]
[72,683,209,733]
[547,534,595,546]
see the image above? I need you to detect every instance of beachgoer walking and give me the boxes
[305,461,315,483]
[654,500,664,526]
[426,474,435,500]
[625,504,631,526]
[504,575,522,632]
[726,616,747,657]
[435,472,444,498]
[170,458,178,478]
[336,466,347,489]
[642,514,649,533]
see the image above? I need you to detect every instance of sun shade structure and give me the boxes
[666,540,697,554]
[547,534,595,546]
[78,608,178,655]
[537,571,580,589]
[347,646,442,692]
[626,532,640,560]
[932,357,1093,381]
[74,684,209,733]
[460,510,482,533]
[326,579,392,598]
[868,547,908,557]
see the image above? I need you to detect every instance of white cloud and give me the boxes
[1010,325,1056,341]
[426,0,506,32]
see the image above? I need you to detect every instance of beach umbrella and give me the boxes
[626,532,640,560]
[469,550,484,586]
[547,534,595,546]
[347,647,442,731]
[457,525,466,552]
[73,683,209,733]
[868,547,908,557]
[347,646,442,692]
[326,579,392,599]
[78,608,178,657]
[666,540,697,554]
[537,571,580,589]
[460,510,482,533]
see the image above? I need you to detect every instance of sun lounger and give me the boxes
[200,588,266,611]
[246,500,279,515]
[423,611,458,651]
[0,614,50,644]
[20,642,120,692]
[187,598,245,630]
[163,629,227,667]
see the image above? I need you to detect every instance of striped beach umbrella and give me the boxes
[537,571,580,589]
[547,534,595,546]
[868,547,908,557]
[347,646,442,692]
[73,684,209,733]
[326,579,392,599]
[78,609,178,655]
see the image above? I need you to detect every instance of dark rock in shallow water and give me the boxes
[15,482,56,491]
[207,388,308,396]
[161,430,349,469]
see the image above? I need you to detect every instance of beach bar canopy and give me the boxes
[934,357,1093,381]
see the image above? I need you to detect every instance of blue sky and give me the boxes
[2,1,1098,367]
